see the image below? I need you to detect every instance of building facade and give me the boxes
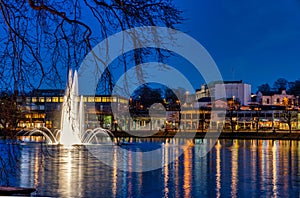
[5,85,300,133]
[196,81,252,106]
[257,90,296,107]
[16,89,128,131]
[214,80,251,106]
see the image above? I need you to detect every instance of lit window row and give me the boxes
[24,96,124,103]
[25,113,46,119]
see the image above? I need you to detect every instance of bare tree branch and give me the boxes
[0,0,182,93]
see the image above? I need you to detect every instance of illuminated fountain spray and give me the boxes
[24,69,114,145]
[60,70,84,145]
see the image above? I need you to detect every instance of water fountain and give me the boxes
[24,70,114,145]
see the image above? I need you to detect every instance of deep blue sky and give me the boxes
[175,0,300,91]
[27,0,300,93]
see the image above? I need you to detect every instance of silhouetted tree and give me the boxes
[0,92,24,139]
[0,0,182,93]
[198,107,208,132]
[273,78,288,92]
[257,83,271,95]
[281,110,297,133]
[288,80,300,96]
[252,108,260,133]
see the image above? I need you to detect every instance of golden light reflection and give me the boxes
[182,139,194,150]
[183,146,192,198]
[66,150,72,197]
[58,149,74,198]
[34,148,40,187]
[127,149,133,197]
[175,145,180,198]
[163,141,169,198]
[272,141,278,198]
[137,151,143,197]
[77,151,83,197]
[250,140,257,192]
[231,140,238,198]
[282,141,289,192]
[112,148,118,198]
[260,140,267,187]
[215,140,221,198]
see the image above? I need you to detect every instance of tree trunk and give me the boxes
[256,121,259,133]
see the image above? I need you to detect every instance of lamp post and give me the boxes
[272,110,275,133]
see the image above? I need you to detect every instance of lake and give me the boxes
[1,138,300,197]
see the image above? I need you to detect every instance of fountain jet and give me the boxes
[24,69,114,145]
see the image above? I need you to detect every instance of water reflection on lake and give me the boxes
[4,138,300,197]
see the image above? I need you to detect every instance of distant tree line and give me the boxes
[257,78,300,96]
[129,83,182,115]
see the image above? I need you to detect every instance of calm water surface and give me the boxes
[2,138,300,197]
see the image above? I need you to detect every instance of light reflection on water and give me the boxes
[3,138,300,197]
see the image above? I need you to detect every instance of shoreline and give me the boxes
[10,130,300,141]
[111,131,300,140]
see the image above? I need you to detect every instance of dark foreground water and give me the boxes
[1,138,300,197]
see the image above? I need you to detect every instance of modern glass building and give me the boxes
[16,89,128,131]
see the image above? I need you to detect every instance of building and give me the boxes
[214,80,251,106]
[195,84,209,100]
[16,89,128,131]
[9,85,300,133]
[257,90,296,107]
[196,80,252,107]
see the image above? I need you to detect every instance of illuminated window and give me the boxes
[120,99,127,104]
[32,97,37,103]
[95,97,101,102]
[25,122,31,128]
[83,97,87,102]
[46,97,51,102]
[45,121,52,128]
[112,97,117,102]
[88,97,95,102]
[107,97,112,102]
[102,97,107,102]
[35,122,42,128]
[60,97,64,102]
[33,114,39,118]
[39,97,45,102]
[52,97,59,102]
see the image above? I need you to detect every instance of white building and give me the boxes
[195,84,210,100]
[257,90,295,106]
[213,80,252,106]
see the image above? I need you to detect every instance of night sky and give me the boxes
[2,1,299,93]
[175,0,300,91]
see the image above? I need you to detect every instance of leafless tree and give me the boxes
[0,92,24,139]
[252,108,260,133]
[281,110,297,133]
[0,0,182,94]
